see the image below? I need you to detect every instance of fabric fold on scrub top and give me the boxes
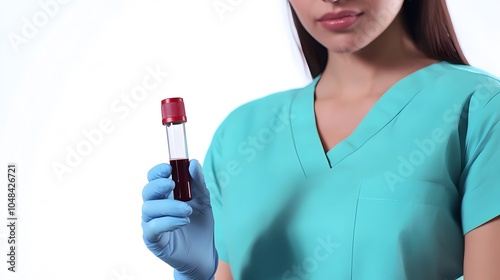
[203,61,500,280]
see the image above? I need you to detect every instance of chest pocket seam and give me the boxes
[358,197,443,207]
[351,177,463,279]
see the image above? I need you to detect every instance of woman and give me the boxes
[141,0,500,279]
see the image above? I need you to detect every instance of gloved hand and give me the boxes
[141,159,218,280]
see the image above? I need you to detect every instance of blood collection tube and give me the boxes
[161,97,192,202]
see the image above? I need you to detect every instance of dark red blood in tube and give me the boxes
[170,158,192,201]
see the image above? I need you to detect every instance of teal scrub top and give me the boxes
[203,61,500,280]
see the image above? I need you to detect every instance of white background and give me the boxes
[0,1,498,280]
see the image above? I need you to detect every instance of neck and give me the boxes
[317,13,434,99]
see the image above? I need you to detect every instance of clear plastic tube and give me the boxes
[161,98,192,201]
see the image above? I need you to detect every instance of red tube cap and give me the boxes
[161,98,187,124]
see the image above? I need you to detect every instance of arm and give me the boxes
[204,114,238,280]
[464,216,500,279]
[459,82,500,280]
[215,260,234,280]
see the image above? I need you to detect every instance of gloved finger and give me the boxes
[142,217,190,243]
[142,232,171,255]
[147,163,172,182]
[189,159,211,202]
[142,178,174,201]
[142,199,193,222]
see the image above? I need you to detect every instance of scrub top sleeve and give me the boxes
[460,85,500,235]
[203,123,229,263]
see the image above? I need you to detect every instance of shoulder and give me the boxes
[225,87,299,122]
[212,83,309,139]
[435,62,500,99]
[203,82,311,176]
[438,62,500,81]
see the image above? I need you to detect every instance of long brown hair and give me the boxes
[289,0,469,78]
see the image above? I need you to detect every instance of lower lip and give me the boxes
[319,14,362,31]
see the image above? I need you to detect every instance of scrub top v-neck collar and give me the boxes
[290,61,447,178]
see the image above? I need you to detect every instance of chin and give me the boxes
[323,41,368,54]
[323,31,379,53]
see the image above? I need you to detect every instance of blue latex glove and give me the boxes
[141,159,218,280]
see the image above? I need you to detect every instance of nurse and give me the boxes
[141,0,500,279]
